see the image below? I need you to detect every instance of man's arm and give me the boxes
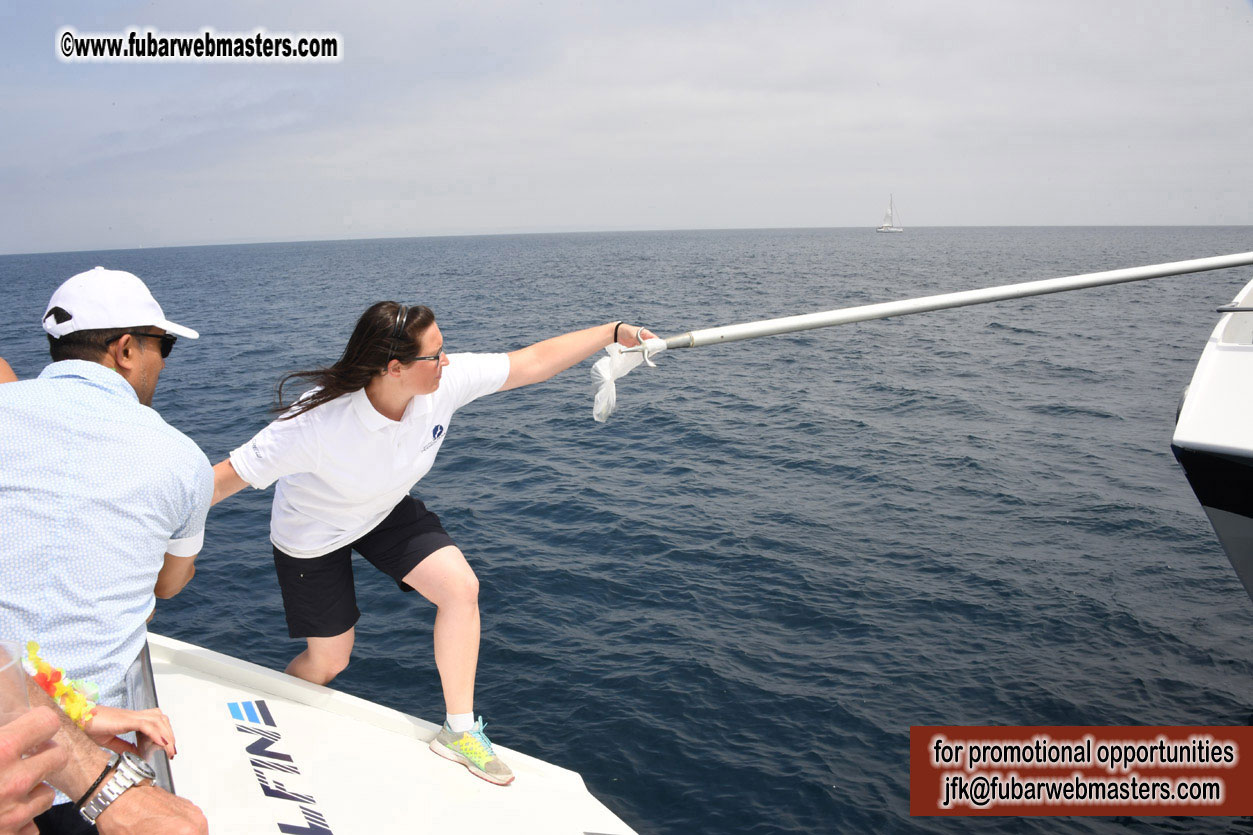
[24,677,207,833]
[0,358,16,384]
[154,456,252,599]
[155,452,213,600]
[153,554,196,599]
[502,321,654,391]
[25,676,112,805]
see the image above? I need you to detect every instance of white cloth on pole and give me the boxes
[592,343,645,422]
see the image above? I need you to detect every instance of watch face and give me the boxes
[123,752,158,781]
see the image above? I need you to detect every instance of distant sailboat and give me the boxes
[876,195,904,233]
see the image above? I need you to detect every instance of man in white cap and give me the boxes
[0,267,210,833]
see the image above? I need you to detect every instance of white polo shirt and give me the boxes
[229,352,510,557]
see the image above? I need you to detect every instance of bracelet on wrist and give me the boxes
[75,753,119,811]
[612,321,624,344]
[79,752,158,824]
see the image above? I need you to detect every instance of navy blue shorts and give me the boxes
[272,495,456,638]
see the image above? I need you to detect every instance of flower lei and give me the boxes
[22,641,99,729]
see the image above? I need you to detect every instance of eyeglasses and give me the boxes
[411,346,445,363]
[106,332,176,358]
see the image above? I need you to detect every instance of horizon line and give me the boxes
[4,223,1253,259]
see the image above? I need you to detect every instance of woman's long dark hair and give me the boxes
[274,301,436,420]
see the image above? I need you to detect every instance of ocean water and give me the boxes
[2,227,1253,834]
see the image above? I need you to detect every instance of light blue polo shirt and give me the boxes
[0,360,212,710]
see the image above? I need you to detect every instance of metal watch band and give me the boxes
[80,751,158,824]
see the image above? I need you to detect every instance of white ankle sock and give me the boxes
[447,712,475,732]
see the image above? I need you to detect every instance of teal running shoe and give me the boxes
[429,717,515,786]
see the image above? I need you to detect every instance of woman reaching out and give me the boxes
[212,302,653,785]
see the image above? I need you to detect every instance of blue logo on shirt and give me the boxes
[432,425,444,440]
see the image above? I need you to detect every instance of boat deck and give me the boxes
[148,633,635,835]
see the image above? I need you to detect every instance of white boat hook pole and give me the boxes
[625,251,1253,357]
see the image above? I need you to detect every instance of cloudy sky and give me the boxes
[2,1,1250,254]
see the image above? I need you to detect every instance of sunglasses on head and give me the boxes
[385,304,444,364]
[106,331,176,358]
[385,305,410,364]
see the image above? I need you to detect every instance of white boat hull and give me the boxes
[1172,277,1253,604]
[148,633,636,835]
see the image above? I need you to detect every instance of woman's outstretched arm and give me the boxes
[501,321,654,391]
[212,459,249,505]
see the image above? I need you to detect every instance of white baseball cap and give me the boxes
[42,266,199,340]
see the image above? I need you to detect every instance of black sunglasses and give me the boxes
[106,331,177,358]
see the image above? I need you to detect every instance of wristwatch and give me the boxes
[79,751,157,823]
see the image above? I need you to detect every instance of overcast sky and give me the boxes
[2,1,1250,254]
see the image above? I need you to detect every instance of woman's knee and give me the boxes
[309,633,354,675]
[325,659,351,682]
[288,641,353,685]
[406,547,479,607]
[446,570,479,608]
[301,654,349,685]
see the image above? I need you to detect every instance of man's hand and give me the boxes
[95,785,207,835]
[0,707,69,835]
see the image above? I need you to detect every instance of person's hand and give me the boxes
[95,785,207,835]
[0,707,69,835]
[86,707,176,759]
[616,324,657,348]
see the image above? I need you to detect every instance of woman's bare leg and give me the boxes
[286,627,355,685]
[402,545,479,714]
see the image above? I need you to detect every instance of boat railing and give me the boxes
[1215,305,1253,346]
[124,641,175,793]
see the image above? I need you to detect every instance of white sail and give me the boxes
[876,194,903,232]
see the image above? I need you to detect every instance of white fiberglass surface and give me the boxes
[1217,279,1253,345]
[148,635,635,835]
